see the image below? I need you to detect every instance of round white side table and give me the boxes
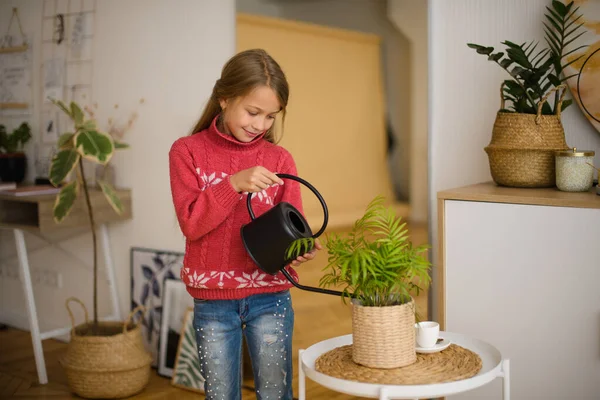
[299,331,510,400]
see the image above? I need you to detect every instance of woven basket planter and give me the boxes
[484,84,569,188]
[351,298,416,369]
[60,298,152,399]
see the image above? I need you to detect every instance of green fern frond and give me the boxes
[319,195,432,307]
[285,237,315,260]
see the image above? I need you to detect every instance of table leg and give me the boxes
[14,229,48,384]
[299,349,305,400]
[99,224,121,320]
[501,359,510,400]
[379,387,389,400]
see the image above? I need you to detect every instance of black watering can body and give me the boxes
[240,174,355,298]
[241,201,313,275]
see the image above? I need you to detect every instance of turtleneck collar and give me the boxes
[205,114,267,152]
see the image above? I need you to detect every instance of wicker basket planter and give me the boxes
[351,298,416,369]
[484,84,569,188]
[60,298,152,399]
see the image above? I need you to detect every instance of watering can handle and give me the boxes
[246,173,329,238]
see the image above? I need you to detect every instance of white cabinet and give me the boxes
[437,182,600,399]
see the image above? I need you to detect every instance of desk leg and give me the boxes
[14,229,48,384]
[298,349,305,400]
[378,387,389,400]
[99,224,121,320]
[501,359,510,400]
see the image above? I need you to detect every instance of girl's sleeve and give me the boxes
[169,140,241,241]
[275,150,305,216]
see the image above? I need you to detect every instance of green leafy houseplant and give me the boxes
[287,196,431,308]
[0,122,31,153]
[288,196,431,368]
[49,98,129,333]
[0,122,32,183]
[467,0,587,115]
[322,196,430,308]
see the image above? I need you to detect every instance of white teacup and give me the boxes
[415,321,439,348]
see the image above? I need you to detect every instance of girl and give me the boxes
[169,48,321,400]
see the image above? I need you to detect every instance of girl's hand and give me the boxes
[230,166,284,193]
[291,239,323,267]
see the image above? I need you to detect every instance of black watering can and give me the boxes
[241,174,352,298]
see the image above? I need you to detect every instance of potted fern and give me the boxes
[48,99,151,399]
[467,0,588,188]
[288,196,431,368]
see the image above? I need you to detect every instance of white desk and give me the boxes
[299,332,509,400]
[0,189,131,384]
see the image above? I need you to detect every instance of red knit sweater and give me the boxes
[168,115,302,300]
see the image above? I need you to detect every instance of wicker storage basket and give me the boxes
[484,84,569,188]
[60,298,152,399]
[351,298,416,369]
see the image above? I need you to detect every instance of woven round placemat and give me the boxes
[315,344,482,385]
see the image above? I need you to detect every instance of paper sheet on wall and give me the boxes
[0,46,32,105]
[43,58,65,103]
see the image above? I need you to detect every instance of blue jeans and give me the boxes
[193,290,294,400]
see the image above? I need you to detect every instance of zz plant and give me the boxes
[49,98,128,332]
[467,0,587,115]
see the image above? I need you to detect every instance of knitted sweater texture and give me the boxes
[169,115,302,300]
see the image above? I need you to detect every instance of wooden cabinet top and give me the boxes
[438,181,600,210]
[0,188,132,233]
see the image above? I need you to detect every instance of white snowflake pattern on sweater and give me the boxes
[209,271,234,287]
[181,267,289,289]
[182,267,211,288]
[234,270,270,288]
[195,167,280,205]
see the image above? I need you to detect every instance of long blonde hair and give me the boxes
[190,49,289,143]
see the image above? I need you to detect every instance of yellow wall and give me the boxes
[236,14,407,230]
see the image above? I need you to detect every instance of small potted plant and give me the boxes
[467,0,588,188]
[288,195,431,368]
[0,122,31,183]
[48,98,151,399]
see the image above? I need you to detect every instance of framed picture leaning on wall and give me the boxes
[130,247,184,367]
[171,307,205,393]
[158,279,193,377]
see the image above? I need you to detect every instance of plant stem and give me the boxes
[79,159,98,333]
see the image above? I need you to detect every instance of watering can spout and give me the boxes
[280,268,357,298]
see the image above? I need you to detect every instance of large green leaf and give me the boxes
[97,180,123,215]
[58,132,74,149]
[552,0,568,16]
[53,181,79,223]
[71,102,85,125]
[74,129,114,164]
[49,149,79,186]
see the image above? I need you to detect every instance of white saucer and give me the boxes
[415,338,452,354]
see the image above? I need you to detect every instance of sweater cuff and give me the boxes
[211,178,242,210]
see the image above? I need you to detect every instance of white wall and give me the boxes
[387,0,429,222]
[428,0,600,320]
[0,0,235,332]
